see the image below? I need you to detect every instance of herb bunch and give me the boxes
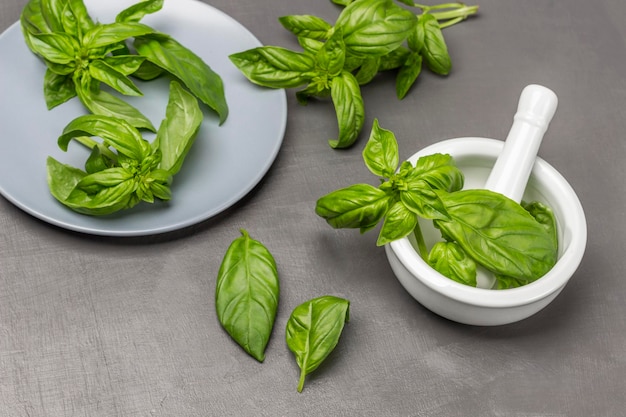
[229,0,478,148]
[315,120,558,289]
[20,0,228,129]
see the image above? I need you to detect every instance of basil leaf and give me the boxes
[88,59,143,96]
[47,156,86,202]
[76,167,134,192]
[315,28,346,77]
[28,32,78,64]
[61,0,95,38]
[43,69,76,109]
[134,34,228,124]
[354,56,380,85]
[362,118,399,178]
[435,189,558,282]
[378,46,411,71]
[102,55,146,76]
[329,70,364,148]
[315,183,391,232]
[75,78,156,131]
[396,51,422,99]
[400,181,449,220]
[215,229,280,362]
[64,179,138,215]
[58,114,149,161]
[406,153,464,192]
[229,46,316,89]
[331,0,354,5]
[41,0,66,33]
[420,14,451,75]
[523,201,558,245]
[279,15,333,40]
[116,0,164,23]
[428,241,477,287]
[82,22,154,49]
[286,295,350,393]
[154,81,203,175]
[377,201,418,246]
[21,0,52,36]
[336,0,417,58]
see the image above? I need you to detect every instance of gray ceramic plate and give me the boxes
[0,0,286,236]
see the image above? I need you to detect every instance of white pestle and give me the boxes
[484,84,558,203]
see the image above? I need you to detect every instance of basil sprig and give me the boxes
[230,0,478,148]
[286,296,350,392]
[215,230,280,362]
[47,81,202,215]
[315,120,558,288]
[20,0,228,128]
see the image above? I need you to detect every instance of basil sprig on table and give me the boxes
[229,0,478,148]
[286,295,350,393]
[20,0,228,128]
[47,80,202,215]
[315,120,558,288]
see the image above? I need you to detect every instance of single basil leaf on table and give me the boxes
[286,295,350,393]
[215,229,280,363]
[153,81,203,176]
[428,241,477,287]
[278,14,333,40]
[329,70,364,148]
[377,200,418,246]
[362,118,399,178]
[229,46,316,89]
[134,34,228,124]
[315,183,391,232]
[116,0,164,23]
[434,189,558,282]
[420,14,451,75]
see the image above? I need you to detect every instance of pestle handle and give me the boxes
[483,84,558,203]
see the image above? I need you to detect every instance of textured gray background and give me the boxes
[1,0,625,416]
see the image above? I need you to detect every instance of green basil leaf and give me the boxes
[83,22,154,49]
[134,34,228,124]
[21,0,52,37]
[354,56,380,85]
[420,14,451,75]
[315,28,346,77]
[378,46,411,71]
[400,180,449,220]
[396,51,422,99]
[315,183,391,232]
[523,201,558,246]
[75,74,156,131]
[29,32,78,64]
[435,189,558,282]
[298,37,324,55]
[331,0,354,5]
[61,0,95,38]
[116,0,164,23]
[64,179,138,215]
[377,201,418,246]
[406,153,464,192]
[494,274,528,290]
[329,70,365,148]
[58,114,149,161]
[286,295,350,393]
[43,69,77,109]
[76,167,135,192]
[102,55,146,76]
[229,46,316,89]
[407,17,425,53]
[85,144,115,174]
[88,59,143,96]
[362,118,399,178]
[336,0,417,58]
[154,81,203,175]
[215,229,280,362]
[428,241,477,287]
[41,0,66,32]
[279,15,333,40]
[47,156,86,202]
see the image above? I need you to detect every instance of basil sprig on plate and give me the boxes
[20,0,228,128]
[229,0,478,148]
[315,120,558,288]
[47,80,202,215]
